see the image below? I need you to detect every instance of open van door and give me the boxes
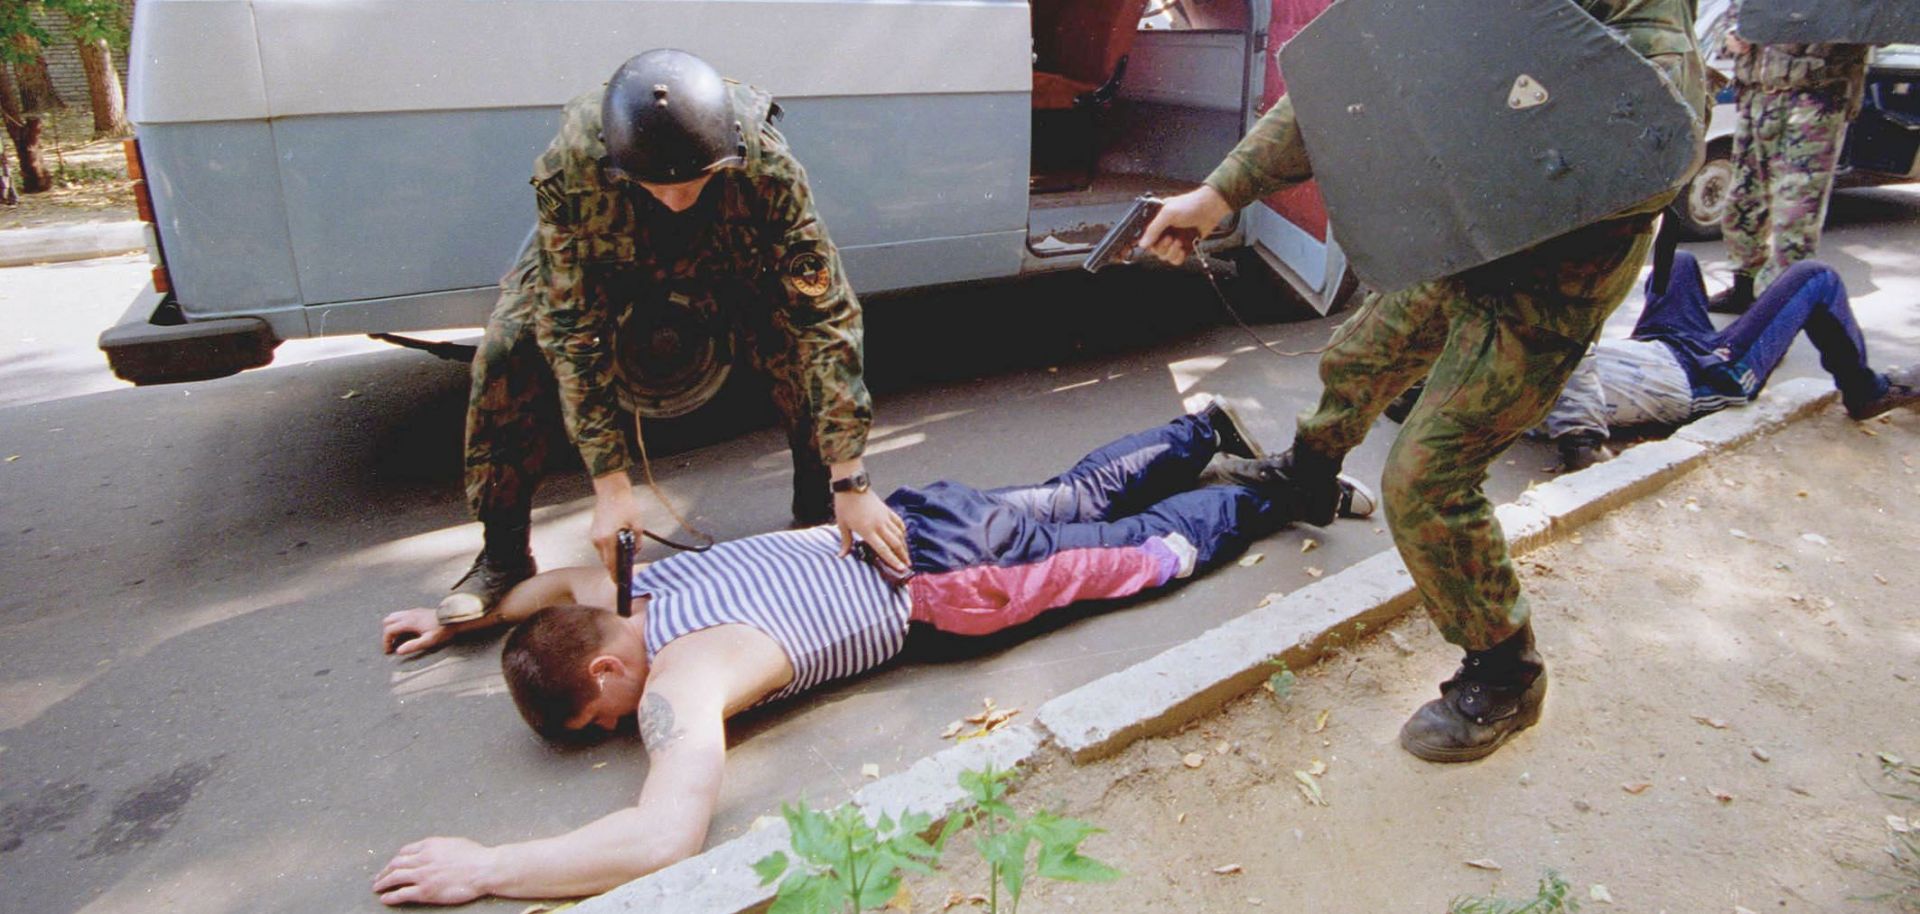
[1240,0,1355,314]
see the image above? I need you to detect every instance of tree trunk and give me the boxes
[0,62,51,194]
[3,35,62,194]
[73,32,130,138]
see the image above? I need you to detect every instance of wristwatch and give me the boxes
[830,470,871,495]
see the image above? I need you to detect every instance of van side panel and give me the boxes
[139,123,305,323]
[273,108,563,307]
[755,94,1032,290]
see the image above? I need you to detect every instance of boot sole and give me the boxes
[1398,675,1547,763]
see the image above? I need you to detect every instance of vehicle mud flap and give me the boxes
[1735,0,1920,46]
[1277,0,1701,292]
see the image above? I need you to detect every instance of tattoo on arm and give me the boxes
[637,692,682,752]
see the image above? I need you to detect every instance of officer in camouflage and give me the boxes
[1711,0,1871,314]
[1140,0,1707,762]
[449,49,906,622]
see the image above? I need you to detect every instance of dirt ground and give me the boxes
[1,108,134,231]
[907,408,1920,913]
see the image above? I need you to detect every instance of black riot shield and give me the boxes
[1277,0,1702,292]
[1735,0,1920,46]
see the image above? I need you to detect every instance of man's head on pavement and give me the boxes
[602,48,744,207]
[502,605,649,742]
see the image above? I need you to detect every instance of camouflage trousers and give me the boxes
[464,271,831,525]
[1723,84,1851,289]
[1296,217,1654,650]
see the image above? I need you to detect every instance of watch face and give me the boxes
[833,471,870,494]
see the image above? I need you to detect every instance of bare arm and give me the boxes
[372,639,769,905]
[381,566,618,655]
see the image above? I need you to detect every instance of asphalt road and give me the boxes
[3,187,1917,914]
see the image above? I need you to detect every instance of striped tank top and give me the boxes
[632,526,913,704]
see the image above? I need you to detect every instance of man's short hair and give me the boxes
[501,604,620,741]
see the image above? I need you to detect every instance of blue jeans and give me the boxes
[1636,251,1888,413]
[887,414,1290,575]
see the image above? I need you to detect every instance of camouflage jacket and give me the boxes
[528,82,871,478]
[1206,0,1710,217]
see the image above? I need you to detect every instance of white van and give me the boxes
[102,0,1357,386]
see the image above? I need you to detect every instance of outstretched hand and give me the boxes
[835,489,909,571]
[1137,185,1233,266]
[373,836,498,906]
[382,607,453,656]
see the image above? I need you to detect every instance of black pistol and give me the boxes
[615,528,637,617]
[1083,195,1164,273]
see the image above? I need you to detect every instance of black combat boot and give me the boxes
[1707,272,1754,314]
[442,518,537,623]
[1399,624,1546,763]
[1213,441,1346,526]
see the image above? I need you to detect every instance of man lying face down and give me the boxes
[371,401,1375,906]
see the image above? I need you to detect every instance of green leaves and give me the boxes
[1448,868,1581,914]
[756,765,1122,913]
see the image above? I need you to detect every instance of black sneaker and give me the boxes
[1846,365,1920,421]
[1554,432,1614,472]
[1198,399,1264,459]
[1213,445,1345,526]
[1707,273,1754,315]
[1398,626,1546,763]
[439,550,536,623]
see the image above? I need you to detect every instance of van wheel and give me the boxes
[1667,140,1734,241]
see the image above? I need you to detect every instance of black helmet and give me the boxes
[602,49,744,184]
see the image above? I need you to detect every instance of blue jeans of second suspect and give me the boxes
[1637,251,1889,414]
[888,414,1292,577]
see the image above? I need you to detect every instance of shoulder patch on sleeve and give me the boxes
[783,241,834,298]
[534,174,574,226]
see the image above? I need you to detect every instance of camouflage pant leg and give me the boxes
[739,303,831,511]
[1378,219,1652,651]
[464,252,566,522]
[1723,85,1849,288]
[1294,280,1458,456]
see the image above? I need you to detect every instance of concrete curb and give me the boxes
[0,220,144,268]
[578,378,1845,913]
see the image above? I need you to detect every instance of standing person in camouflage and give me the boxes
[448,49,907,623]
[1711,1,1871,313]
[1138,0,1706,762]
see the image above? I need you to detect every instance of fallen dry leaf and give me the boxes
[1213,740,1231,755]
[940,720,965,739]
[1801,532,1831,546]
[942,891,966,912]
[1874,573,1889,586]
[1751,746,1771,763]
[340,389,360,399]
[1590,884,1614,904]
[1861,425,1879,437]
[591,761,608,769]
[982,708,1021,731]
[1300,538,1319,554]
[885,883,913,912]
[750,815,782,831]
[4,455,18,462]
[1293,770,1326,806]
[1692,715,1730,729]
[1239,553,1265,567]
[1464,858,1503,871]
[1708,786,1734,804]
[1183,752,1206,769]
[1568,532,1584,545]
[1313,709,1330,733]
[1304,566,1324,578]
[861,763,881,780]
[1735,906,1758,914]
[1212,863,1244,875]
[1622,782,1653,795]
[1177,811,1187,824]
[963,697,998,724]
[1308,759,1327,776]
[1889,815,1912,834]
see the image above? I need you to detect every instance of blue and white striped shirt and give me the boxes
[632,526,912,704]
